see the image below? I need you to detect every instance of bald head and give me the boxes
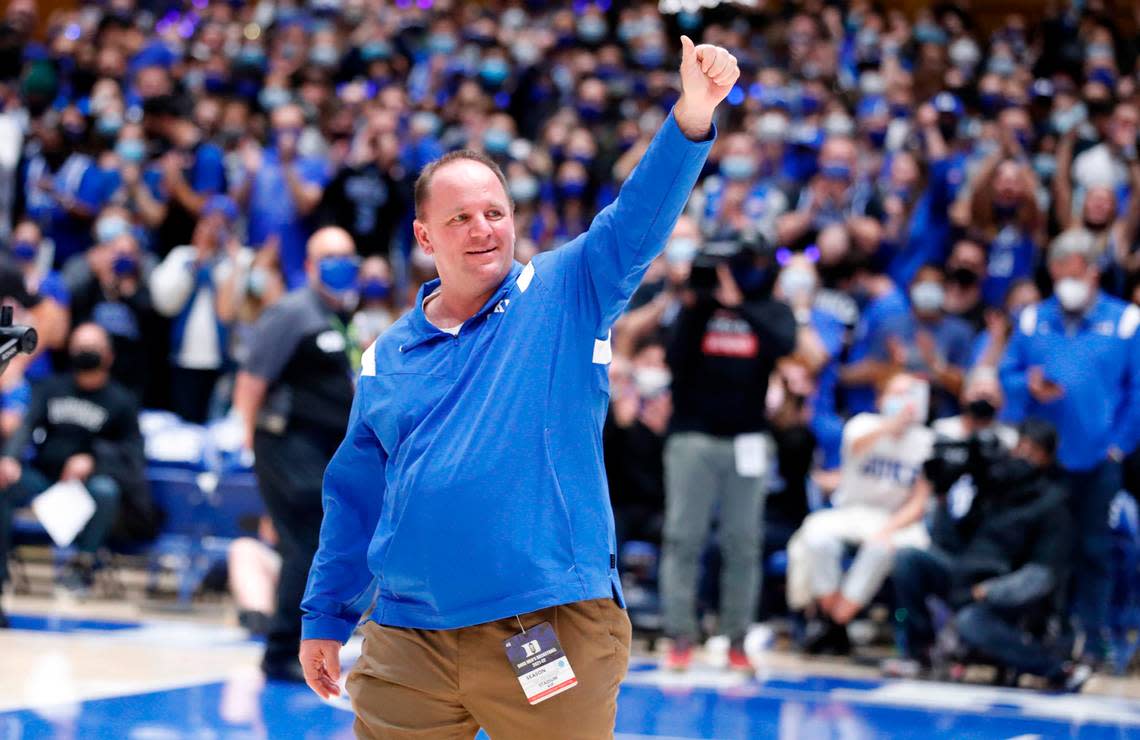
[307,226,356,263]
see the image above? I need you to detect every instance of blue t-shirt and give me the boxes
[983,225,1037,308]
[22,154,110,268]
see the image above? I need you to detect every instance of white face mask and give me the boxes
[778,268,817,302]
[1055,277,1091,312]
[634,366,671,398]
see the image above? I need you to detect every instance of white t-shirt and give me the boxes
[423,288,461,336]
[832,413,934,512]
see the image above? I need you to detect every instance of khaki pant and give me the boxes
[347,598,632,739]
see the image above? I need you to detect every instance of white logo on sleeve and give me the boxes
[493,299,510,314]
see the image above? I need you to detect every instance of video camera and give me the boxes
[0,305,37,377]
[688,230,773,298]
[922,428,1007,497]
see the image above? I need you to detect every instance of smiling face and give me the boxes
[413,158,516,303]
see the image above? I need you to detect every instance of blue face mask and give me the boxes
[820,162,852,182]
[361,41,392,62]
[867,129,887,149]
[1033,153,1057,181]
[359,278,391,301]
[558,179,587,199]
[10,241,37,261]
[720,155,757,181]
[914,23,947,45]
[577,18,607,43]
[634,46,666,69]
[426,33,457,56]
[259,87,292,111]
[483,128,512,155]
[509,177,539,203]
[319,256,360,292]
[112,254,138,276]
[799,94,821,116]
[116,139,147,164]
[96,115,122,137]
[479,59,510,87]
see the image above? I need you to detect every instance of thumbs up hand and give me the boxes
[674,35,740,141]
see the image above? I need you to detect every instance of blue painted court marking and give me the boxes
[3,665,1140,739]
[5,613,141,633]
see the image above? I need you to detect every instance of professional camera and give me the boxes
[0,305,37,377]
[922,428,1007,496]
[688,230,774,298]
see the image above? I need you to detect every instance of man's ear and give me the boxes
[413,220,433,256]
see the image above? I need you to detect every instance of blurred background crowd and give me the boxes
[1,0,1140,689]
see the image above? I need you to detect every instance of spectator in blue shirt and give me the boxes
[4,219,70,383]
[1000,228,1140,663]
[901,265,975,420]
[234,103,330,290]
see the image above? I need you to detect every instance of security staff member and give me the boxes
[233,226,360,681]
[299,38,738,738]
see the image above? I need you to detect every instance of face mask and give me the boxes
[359,278,391,301]
[988,56,1017,78]
[248,266,270,297]
[665,237,699,265]
[70,350,103,371]
[778,268,817,302]
[478,59,510,87]
[112,254,138,276]
[881,395,907,418]
[96,216,130,244]
[1033,153,1057,181]
[978,92,1004,117]
[481,128,512,156]
[1087,98,1114,119]
[914,23,947,45]
[867,129,887,149]
[1051,105,1086,135]
[426,33,457,56]
[823,114,855,138]
[360,41,392,62]
[949,38,981,68]
[720,155,757,181]
[634,46,666,69]
[258,87,292,111]
[819,162,852,182]
[799,94,821,116]
[577,17,607,43]
[634,366,671,398]
[756,113,789,142]
[910,281,945,312]
[310,45,340,67]
[10,240,36,261]
[948,266,980,287]
[559,179,587,199]
[510,177,539,203]
[511,42,540,66]
[319,256,360,292]
[966,398,997,421]
[96,115,122,138]
[1055,276,1090,312]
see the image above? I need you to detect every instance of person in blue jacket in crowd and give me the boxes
[297,38,739,738]
[1000,227,1140,666]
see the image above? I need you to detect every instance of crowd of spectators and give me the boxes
[0,0,1139,688]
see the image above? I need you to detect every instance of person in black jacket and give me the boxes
[659,237,796,671]
[0,323,154,619]
[889,419,1089,691]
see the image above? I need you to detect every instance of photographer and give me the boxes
[660,237,795,671]
[889,420,1086,691]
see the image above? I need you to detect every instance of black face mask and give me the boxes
[948,266,981,287]
[1083,217,1109,232]
[70,350,103,372]
[966,398,997,421]
[1087,98,1114,118]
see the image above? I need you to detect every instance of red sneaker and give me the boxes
[727,647,753,673]
[664,642,693,671]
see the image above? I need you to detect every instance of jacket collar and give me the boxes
[403,261,524,351]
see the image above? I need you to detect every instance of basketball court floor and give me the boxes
[4,595,1140,739]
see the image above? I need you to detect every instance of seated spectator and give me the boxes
[932,369,1018,450]
[0,323,153,607]
[228,516,281,638]
[150,195,248,423]
[889,420,1089,691]
[786,373,934,654]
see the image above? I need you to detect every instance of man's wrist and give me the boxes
[672,97,713,141]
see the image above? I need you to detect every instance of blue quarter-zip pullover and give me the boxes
[301,114,714,641]
[1000,293,1140,471]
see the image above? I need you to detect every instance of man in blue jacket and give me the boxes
[299,37,738,737]
[1000,227,1140,665]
